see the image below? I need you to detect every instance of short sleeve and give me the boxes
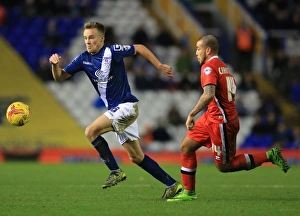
[201,66,218,87]
[64,54,83,75]
[111,44,135,62]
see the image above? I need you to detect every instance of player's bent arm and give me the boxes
[134,44,161,68]
[49,53,71,81]
[189,84,215,117]
[51,65,71,82]
[133,44,173,77]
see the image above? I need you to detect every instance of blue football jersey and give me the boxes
[64,44,139,109]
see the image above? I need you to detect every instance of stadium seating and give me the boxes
[1,3,88,71]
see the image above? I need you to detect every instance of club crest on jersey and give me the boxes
[203,67,212,75]
[103,57,110,63]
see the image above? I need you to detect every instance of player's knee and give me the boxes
[84,126,90,137]
[180,143,192,154]
[215,164,231,173]
[85,125,96,141]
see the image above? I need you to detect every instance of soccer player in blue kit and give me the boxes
[49,21,182,199]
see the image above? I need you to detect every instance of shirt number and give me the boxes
[212,144,222,156]
[226,77,236,101]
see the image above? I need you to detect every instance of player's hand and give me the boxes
[49,53,61,65]
[158,64,173,77]
[186,115,195,131]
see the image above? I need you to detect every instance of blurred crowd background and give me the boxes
[0,0,299,153]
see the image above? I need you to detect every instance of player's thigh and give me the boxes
[122,140,144,163]
[209,119,239,165]
[87,113,114,135]
[180,136,204,153]
[184,115,211,153]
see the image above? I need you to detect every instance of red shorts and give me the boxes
[186,112,240,164]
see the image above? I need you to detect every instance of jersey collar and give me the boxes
[207,55,219,63]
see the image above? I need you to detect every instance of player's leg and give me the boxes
[213,117,289,173]
[122,139,182,199]
[110,102,182,198]
[210,116,265,172]
[168,115,209,202]
[94,102,139,189]
[85,113,125,189]
[167,136,202,202]
[85,114,114,141]
[216,147,290,173]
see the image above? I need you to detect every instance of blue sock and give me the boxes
[138,155,176,187]
[91,136,119,171]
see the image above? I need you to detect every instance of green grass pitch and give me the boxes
[0,162,299,216]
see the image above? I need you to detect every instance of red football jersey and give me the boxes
[200,56,238,123]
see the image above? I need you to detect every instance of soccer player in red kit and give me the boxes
[167,35,290,202]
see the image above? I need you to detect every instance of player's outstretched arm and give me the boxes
[133,44,173,78]
[49,53,71,82]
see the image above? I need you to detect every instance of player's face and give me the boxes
[195,40,207,65]
[83,28,104,54]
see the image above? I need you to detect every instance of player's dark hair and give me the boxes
[84,22,106,35]
[200,35,219,54]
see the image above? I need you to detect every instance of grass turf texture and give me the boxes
[0,162,299,216]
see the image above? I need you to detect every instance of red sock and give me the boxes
[232,152,268,171]
[181,153,197,190]
[251,152,268,167]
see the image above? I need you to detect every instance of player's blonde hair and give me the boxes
[83,22,106,35]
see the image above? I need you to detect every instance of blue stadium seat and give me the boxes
[241,134,273,148]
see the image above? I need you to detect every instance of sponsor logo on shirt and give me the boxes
[95,69,104,79]
[203,67,212,75]
[94,69,113,83]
